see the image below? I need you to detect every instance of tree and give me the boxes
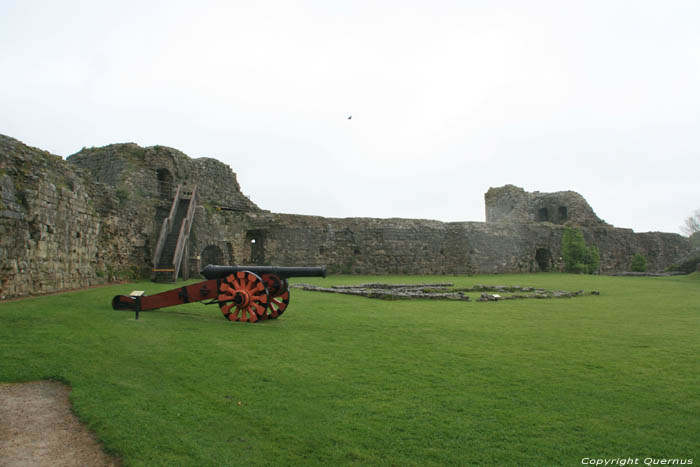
[682,209,700,248]
[561,227,599,274]
[630,253,647,272]
[682,209,700,236]
[690,232,700,249]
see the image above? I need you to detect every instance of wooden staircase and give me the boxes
[152,184,197,282]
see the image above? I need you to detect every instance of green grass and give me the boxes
[1,273,699,466]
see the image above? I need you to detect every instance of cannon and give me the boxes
[112,265,326,322]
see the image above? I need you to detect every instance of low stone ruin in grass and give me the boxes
[292,283,600,302]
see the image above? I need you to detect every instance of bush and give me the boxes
[664,254,700,274]
[678,255,700,274]
[585,245,600,273]
[562,227,599,274]
[116,188,129,204]
[630,253,647,272]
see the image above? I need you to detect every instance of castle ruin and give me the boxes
[0,134,691,298]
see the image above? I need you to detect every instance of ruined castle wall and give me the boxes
[484,184,531,223]
[191,212,461,274]
[67,144,260,210]
[485,185,606,226]
[0,136,161,298]
[63,143,261,287]
[1,135,692,299]
[261,216,457,274]
[1,138,119,296]
[190,214,565,276]
[634,232,691,271]
[189,211,689,277]
[585,227,690,273]
[0,150,98,296]
[456,222,565,273]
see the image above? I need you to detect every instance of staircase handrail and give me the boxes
[152,184,182,273]
[171,185,198,281]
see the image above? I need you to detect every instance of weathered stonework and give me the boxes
[199,213,688,276]
[67,143,259,211]
[485,184,607,226]
[0,134,692,299]
[0,136,161,297]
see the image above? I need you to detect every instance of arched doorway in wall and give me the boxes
[201,245,224,267]
[156,168,173,200]
[535,248,552,272]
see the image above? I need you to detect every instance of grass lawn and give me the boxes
[1,273,698,466]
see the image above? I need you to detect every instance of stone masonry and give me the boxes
[0,134,692,298]
[485,184,607,226]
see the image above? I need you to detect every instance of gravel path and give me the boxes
[0,381,120,467]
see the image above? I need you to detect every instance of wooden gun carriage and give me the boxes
[112,265,326,322]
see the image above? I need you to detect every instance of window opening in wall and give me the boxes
[535,248,552,272]
[156,168,173,200]
[245,230,266,264]
[537,208,549,222]
[558,206,568,221]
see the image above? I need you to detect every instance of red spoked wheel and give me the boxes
[261,273,290,320]
[217,271,269,323]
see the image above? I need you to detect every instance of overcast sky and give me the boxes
[1,1,698,234]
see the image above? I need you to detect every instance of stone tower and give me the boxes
[484,185,606,226]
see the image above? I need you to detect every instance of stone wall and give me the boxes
[485,184,607,226]
[188,211,689,277]
[0,134,693,298]
[586,227,692,273]
[66,144,260,211]
[0,136,145,297]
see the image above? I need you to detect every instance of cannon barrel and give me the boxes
[201,264,327,280]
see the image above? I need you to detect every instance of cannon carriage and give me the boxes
[112,265,326,322]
